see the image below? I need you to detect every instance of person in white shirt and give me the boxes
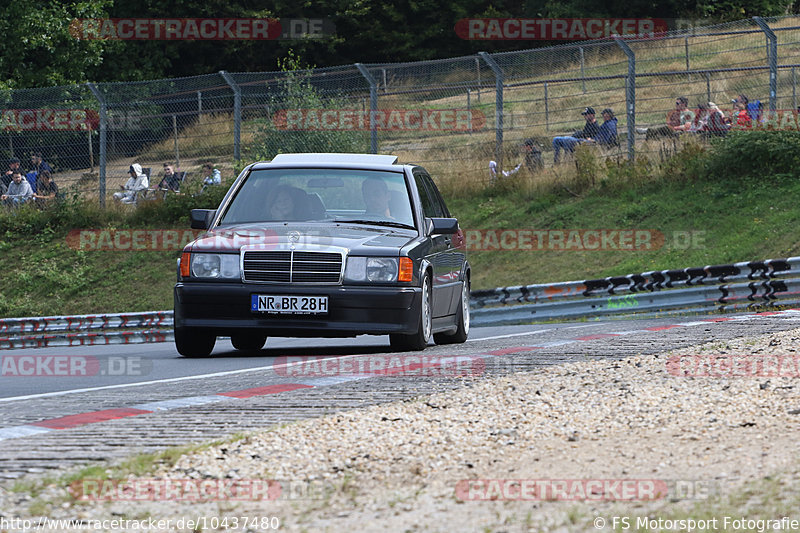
[113,163,149,204]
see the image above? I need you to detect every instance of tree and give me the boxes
[0,0,112,89]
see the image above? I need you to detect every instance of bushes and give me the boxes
[0,182,231,237]
[702,130,800,180]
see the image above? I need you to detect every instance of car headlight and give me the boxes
[190,253,240,279]
[344,257,399,282]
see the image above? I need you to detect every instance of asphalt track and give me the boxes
[1,311,799,479]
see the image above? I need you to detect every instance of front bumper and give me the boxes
[174,282,422,337]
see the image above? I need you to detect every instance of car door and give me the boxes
[424,174,465,315]
[413,169,451,318]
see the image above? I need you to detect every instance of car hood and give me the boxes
[189,222,417,255]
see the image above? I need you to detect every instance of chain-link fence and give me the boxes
[2,15,799,205]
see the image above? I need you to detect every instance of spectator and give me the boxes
[158,163,182,192]
[637,97,689,139]
[30,152,53,174]
[735,94,763,123]
[113,163,149,204]
[201,163,221,187]
[731,101,752,129]
[2,157,21,190]
[522,138,544,173]
[362,178,391,217]
[594,108,619,147]
[705,102,730,136]
[552,107,600,163]
[33,170,58,208]
[1,171,33,207]
[674,103,708,133]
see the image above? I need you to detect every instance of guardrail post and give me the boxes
[479,52,504,176]
[219,70,241,162]
[753,17,778,114]
[86,82,107,208]
[613,38,635,162]
[355,63,378,154]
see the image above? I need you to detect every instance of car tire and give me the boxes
[434,278,470,345]
[175,327,216,358]
[231,333,268,351]
[390,274,432,352]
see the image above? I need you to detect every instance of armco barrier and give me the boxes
[471,257,800,326]
[1,257,799,349]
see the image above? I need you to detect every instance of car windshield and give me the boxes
[218,168,415,228]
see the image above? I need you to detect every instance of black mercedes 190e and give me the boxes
[174,153,470,357]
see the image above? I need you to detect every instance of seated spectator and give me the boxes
[201,162,221,187]
[1,171,33,207]
[113,164,149,204]
[28,152,53,191]
[522,138,544,173]
[705,102,730,136]
[730,101,752,129]
[637,97,690,139]
[593,108,619,147]
[552,107,600,163]
[735,94,763,123]
[673,103,708,133]
[2,157,21,190]
[158,163,182,192]
[33,170,58,208]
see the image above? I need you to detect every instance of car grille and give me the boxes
[242,250,343,283]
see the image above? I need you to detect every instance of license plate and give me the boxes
[251,294,328,315]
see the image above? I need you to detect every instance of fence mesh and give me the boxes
[2,15,799,204]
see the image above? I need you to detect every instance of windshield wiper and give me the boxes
[334,217,416,230]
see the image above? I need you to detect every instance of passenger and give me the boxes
[267,185,303,221]
[362,178,391,217]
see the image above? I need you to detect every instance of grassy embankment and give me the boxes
[1,130,799,318]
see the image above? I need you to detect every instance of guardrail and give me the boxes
[2,257,799,349]
[471,257,800,326]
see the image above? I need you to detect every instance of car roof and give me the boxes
[270,153,399,165]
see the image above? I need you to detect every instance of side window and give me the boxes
[414,171,439,218]
[424,175,451,217]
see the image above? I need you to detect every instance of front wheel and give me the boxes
[390,274,432,352]
[434,278,470,345]
[231,333,268,351]
[175,327,216,358]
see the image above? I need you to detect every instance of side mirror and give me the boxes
[190,209,216,230]
[428,217,459,235]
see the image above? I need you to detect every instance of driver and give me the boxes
[362,178,391,217]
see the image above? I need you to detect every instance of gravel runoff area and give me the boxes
[3,327,800,532]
